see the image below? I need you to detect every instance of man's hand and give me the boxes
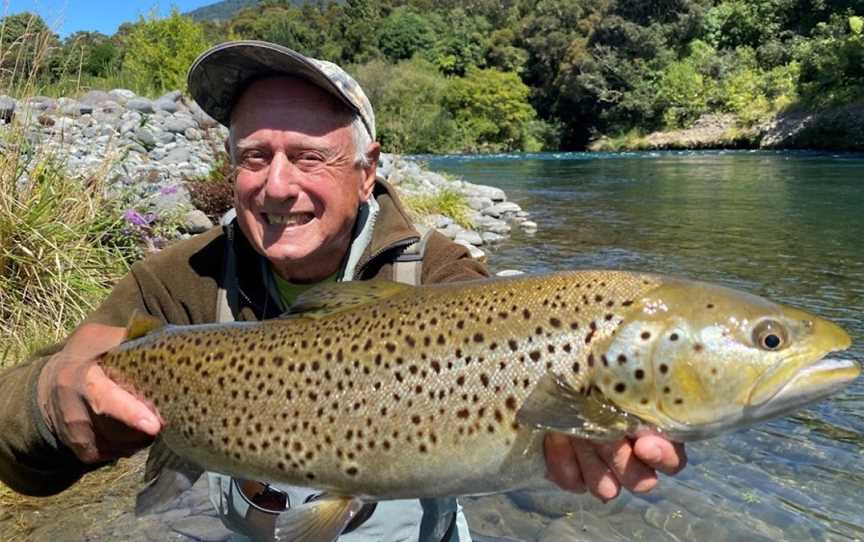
[37,323,162,464]
[544,432,687,501]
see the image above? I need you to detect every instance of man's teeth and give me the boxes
[266,213,311,226]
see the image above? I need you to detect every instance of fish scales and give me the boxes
[102,270,858,502]
[104,271,659,497]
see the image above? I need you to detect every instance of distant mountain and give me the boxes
[186,0,331,22]
[185,0,261,22]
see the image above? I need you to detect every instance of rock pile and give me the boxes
[0,89,533,254]
[379,154,536,260]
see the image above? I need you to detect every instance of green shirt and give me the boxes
[270,268,339,309]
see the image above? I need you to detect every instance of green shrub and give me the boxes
[659,58,709,128]
[444,67,539,152]
[402,188,474,229]
[120,9,210,94]
[353,57,460,154]
[795,14,864,107]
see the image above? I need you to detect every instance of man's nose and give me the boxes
[264,152,300,200]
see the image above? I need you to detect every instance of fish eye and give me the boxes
[752,320,787,351]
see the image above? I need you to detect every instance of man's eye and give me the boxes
[297,153,324,163]
[241,152,268,168]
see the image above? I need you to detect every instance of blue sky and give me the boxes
[3,1,217,38]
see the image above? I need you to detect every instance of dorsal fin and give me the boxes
[282,280,413,320]
[126,310,166,340]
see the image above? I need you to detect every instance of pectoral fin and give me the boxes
[272,494,366,542]
[126,310,166,340]
[516,373,640,440]
[135,438,204,516]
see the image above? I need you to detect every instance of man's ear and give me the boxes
[359,142,381,201]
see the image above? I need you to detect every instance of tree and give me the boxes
[59,31,120,78]
[121,10,210,94]
[379,7,437,62]
[353,57,460,154]
[444,67,539,151]
[0,12,60,85]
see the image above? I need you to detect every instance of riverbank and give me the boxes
[589,102,864,152]
[0,90,534,255]
[0,88,535,366]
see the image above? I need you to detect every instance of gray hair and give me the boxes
[227,112,373,168]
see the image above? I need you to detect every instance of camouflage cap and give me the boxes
[187,40,376,140]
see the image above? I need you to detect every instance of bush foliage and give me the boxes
[2,0,864,150]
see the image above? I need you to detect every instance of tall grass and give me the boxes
[0,14,135,368]
[0,136,134,366]
[403,188,474,229]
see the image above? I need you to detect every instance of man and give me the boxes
[0,41,686,540]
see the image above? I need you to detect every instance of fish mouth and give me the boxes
[746,356,860,421]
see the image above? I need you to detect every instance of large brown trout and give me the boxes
[101,271,859,541]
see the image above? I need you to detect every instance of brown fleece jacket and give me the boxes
[0,181,488,496]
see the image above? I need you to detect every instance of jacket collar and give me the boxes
[353,180,419,278]
[230,180,419,318]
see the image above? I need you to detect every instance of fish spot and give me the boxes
[473,332,485,343]
[669,333,679,341]
[674,398,684,405]
[572,362,581,373]
[480,374,490,387]
[549,317,562,328]
[587,353,595,367]
[641,331,651,340]
[529,350,541,362]
[693,344,704,353]
[617,354,628,364]
[614,383,626,393]
[457,408,470,419]
[345,467,358,477]
[659,364,669,374]
[522,309,531,320]
[635,369,645,380]
[505,396,517,410]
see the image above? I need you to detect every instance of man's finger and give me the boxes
[85,365,161,435]
[595,439,657,494]
[633,435,687,475]
[572,438,619,501]
[543,433,585,493]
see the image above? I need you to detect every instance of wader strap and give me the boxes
[216,224,239,324]
[392,225,432,286]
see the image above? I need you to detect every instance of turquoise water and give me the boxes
[428,151,864,541]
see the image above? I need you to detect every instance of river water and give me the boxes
[2,151,861,542]
[427,150,864,541]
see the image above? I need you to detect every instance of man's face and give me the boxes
[229,77,377,282]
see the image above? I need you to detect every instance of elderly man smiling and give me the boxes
[0,41,685,541]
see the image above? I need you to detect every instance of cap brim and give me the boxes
[187,40,361,127]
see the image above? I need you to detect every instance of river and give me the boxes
[2,151,861,542]
[426,150,864,541]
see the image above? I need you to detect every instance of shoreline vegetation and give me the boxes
[2,2,864,154]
